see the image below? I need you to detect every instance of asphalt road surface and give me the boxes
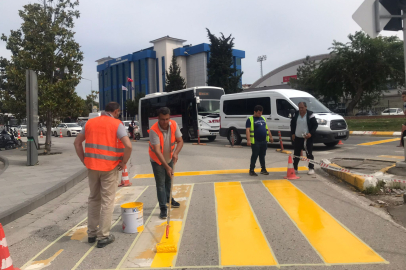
[4,135,406,270]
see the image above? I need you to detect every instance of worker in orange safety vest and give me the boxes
[149,107,184,219]
[74,102,132,248]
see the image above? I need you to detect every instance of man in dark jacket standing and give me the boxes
[290,102,318,175]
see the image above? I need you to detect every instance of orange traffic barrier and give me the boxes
[118,165,132,187]
[59,129,63,138]
[0,223,20,270]
[283,154,300,180]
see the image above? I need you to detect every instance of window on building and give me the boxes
[236,57,241,66]
[140,59,146,80]
[276,99,295,118]
[246,97,271,115]
[107,68,111,87]
[118,64,123,86]
[162,56,165,91]
[112,66,117,86]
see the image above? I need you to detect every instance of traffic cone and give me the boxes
[17,131,20,140]
[338,140,344,145]
[283,154,300,180]
[118,165,132,187]
[0,223,20,270]
[40,131,43,139]
[59,129,63,138]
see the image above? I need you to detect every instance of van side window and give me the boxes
[246,97,270,115]
[223,99,246,115]
[276,99,295,118]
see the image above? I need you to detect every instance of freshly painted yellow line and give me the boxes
[134,167,308,179]
[150,221,183,268]
[71,187,149,270]
[214,182,277,266]
[263,180,386,264]
[378,155,404,159]
[115,203,159,270]
[358,138,399,146]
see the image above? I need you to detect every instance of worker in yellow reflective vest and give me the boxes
[246,105,274,176]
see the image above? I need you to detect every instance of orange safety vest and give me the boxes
[84,115,124,171]
[148,120,177,165]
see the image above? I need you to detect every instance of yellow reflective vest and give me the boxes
[248,116,269,144]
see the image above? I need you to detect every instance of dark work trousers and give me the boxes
[401,130,406,146]
[293,137,314,170]
[151,160,173,211]
[250,141,268,171]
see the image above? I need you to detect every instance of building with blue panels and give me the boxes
[96,36,245,110]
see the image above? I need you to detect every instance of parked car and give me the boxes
[381,108,404,115]
[355,110,378,116]
[16,125,28,137]
[52,123,82,137]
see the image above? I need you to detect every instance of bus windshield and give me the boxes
[197,100,220,115]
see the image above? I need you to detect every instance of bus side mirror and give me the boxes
[196,97,201,104]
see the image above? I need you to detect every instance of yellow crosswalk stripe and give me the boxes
[378,155,403,159]
[214,182,278,266]
[134,167,308,179]
[358,138,399,146]
[263,180,386,265]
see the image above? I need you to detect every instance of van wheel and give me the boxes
[54,131,58,137]
[207,136,216,142]
[228,129,242,145]
[324,141,339,147]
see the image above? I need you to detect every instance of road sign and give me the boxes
[352,0,391,38]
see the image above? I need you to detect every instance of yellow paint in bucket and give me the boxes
[121,202,144,234]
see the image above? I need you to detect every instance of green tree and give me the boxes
[289,32,404,115]
[125,92,145,117]
[0,0,83,151]
[165,55,186,92]
[206,28,243,94]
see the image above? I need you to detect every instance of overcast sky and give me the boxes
[0,0,403,99]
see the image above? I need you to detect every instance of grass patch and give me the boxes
[346,117,404,131]
[363,180,386,195]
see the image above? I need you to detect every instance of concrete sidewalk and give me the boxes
[0,137,87,225]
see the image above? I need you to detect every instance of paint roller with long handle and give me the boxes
[156,163,177,253]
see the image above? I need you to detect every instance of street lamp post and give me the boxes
[81,78,94,110]
[257,55,267,77]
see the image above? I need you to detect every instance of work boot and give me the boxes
[159,208,167,219]
[170,198,180,208]
[249,170,258,176]
[97,234,115,248]
[88,236,96,243]
[260,168,269,175]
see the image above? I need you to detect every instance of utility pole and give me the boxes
[257,55,267,77]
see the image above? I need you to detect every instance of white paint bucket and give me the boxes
[121,202,144,234]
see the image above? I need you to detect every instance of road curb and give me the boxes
[322,163,365,191]
[350,131,401,136]
[0,154,9,177]
[0,167,88,225]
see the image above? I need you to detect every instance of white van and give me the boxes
[219,89,349,147]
